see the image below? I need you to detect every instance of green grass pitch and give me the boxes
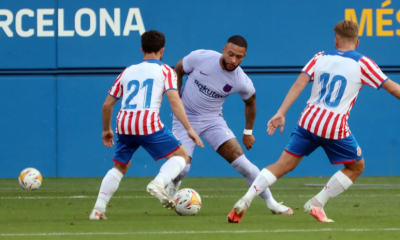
[0,177,399,240]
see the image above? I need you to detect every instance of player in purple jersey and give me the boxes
[168,36,293,215]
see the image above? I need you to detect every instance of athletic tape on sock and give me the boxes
[171,156,186,171]
[260,169,277,186]
[335,171,353,190]
[109,168,123,181]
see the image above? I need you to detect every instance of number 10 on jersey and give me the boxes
[315,73,347,108]
[124,79,154,110]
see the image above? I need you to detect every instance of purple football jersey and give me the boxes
[181,50,255,115]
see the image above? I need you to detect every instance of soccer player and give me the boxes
[167,35,293,215]
[227,20,400,223]
[90,30,204,220]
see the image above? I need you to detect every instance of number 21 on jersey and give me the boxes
[124,79,154,110]
[315,73,347,108]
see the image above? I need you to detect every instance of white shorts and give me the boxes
[172,115,236,158]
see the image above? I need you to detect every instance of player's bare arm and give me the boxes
[267,72,310,136]
[216,138,244,163]
[243,93,256,150]
[382,79,400,100]
[174,59,186,94]
[102,95,118,148]
[166,89,204,147]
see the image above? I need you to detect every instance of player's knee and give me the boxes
[167,146,190,163]
[344,159,365,176]
[279,161,296,173]
[113,162,129,175]
[232,149,244,160]
[275,153,301,173]
[186,156,192,164]
[355,159,365,174]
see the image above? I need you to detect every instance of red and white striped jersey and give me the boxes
[108,59,178,135]
[298,49,388,139]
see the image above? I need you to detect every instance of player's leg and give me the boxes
[203,117,292,214]
[304,135,364,222]
[168,156,191,197]
[90,135,138,220]
[141,127,189,209]
[216,138,292,214]
[227,150,303,222]
[167,116,197,197]
[228,126,318,223]
[151,146,189,190]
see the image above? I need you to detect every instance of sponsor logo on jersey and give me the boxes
[194,79,224,99]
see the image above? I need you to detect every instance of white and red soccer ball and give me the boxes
[173,188,202,216]
[18,168,42,190]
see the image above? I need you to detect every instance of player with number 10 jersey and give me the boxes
[298,49,387,140]
[228,20,400,224]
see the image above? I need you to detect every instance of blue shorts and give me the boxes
[113,127,182,165]
[285,125,363,165]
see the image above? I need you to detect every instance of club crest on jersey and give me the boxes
[357,146,362,156]
[223,84,233,92]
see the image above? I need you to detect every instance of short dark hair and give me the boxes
[141,30,165,53]
[227,35,247,49]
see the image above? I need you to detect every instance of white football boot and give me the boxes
[269,202,294,215]
[89,209,107,220]
[167,180,181,198]
[147,180,175,210]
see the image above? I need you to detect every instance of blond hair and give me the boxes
[333,20,359,41]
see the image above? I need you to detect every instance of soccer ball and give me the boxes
[173,188,202,216]
[18,168,42,190]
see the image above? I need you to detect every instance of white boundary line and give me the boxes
[1,194,399,200]
[1,228,399,236]
[2,187,400,191]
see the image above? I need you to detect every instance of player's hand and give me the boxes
[267,112,285,136]
[187,128,204,148]
[102,129,114,147]
[243,135,255,150]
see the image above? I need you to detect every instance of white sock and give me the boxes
[153,156,186,188]
[172,164,191,185]
[94,168,124,213]
[314,170,353,207]
[243,168,277,203]
[265,196,279,209]
[230,155,274,204]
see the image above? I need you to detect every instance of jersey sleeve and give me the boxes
[239,74,256,100]
[108,71,124,99]
[359,56,388,89]
[182,50,204,74]
[162,65,178,92]
[301,51,324,81]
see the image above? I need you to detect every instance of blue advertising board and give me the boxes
[1,0,399,178]
[1,0,400,69]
